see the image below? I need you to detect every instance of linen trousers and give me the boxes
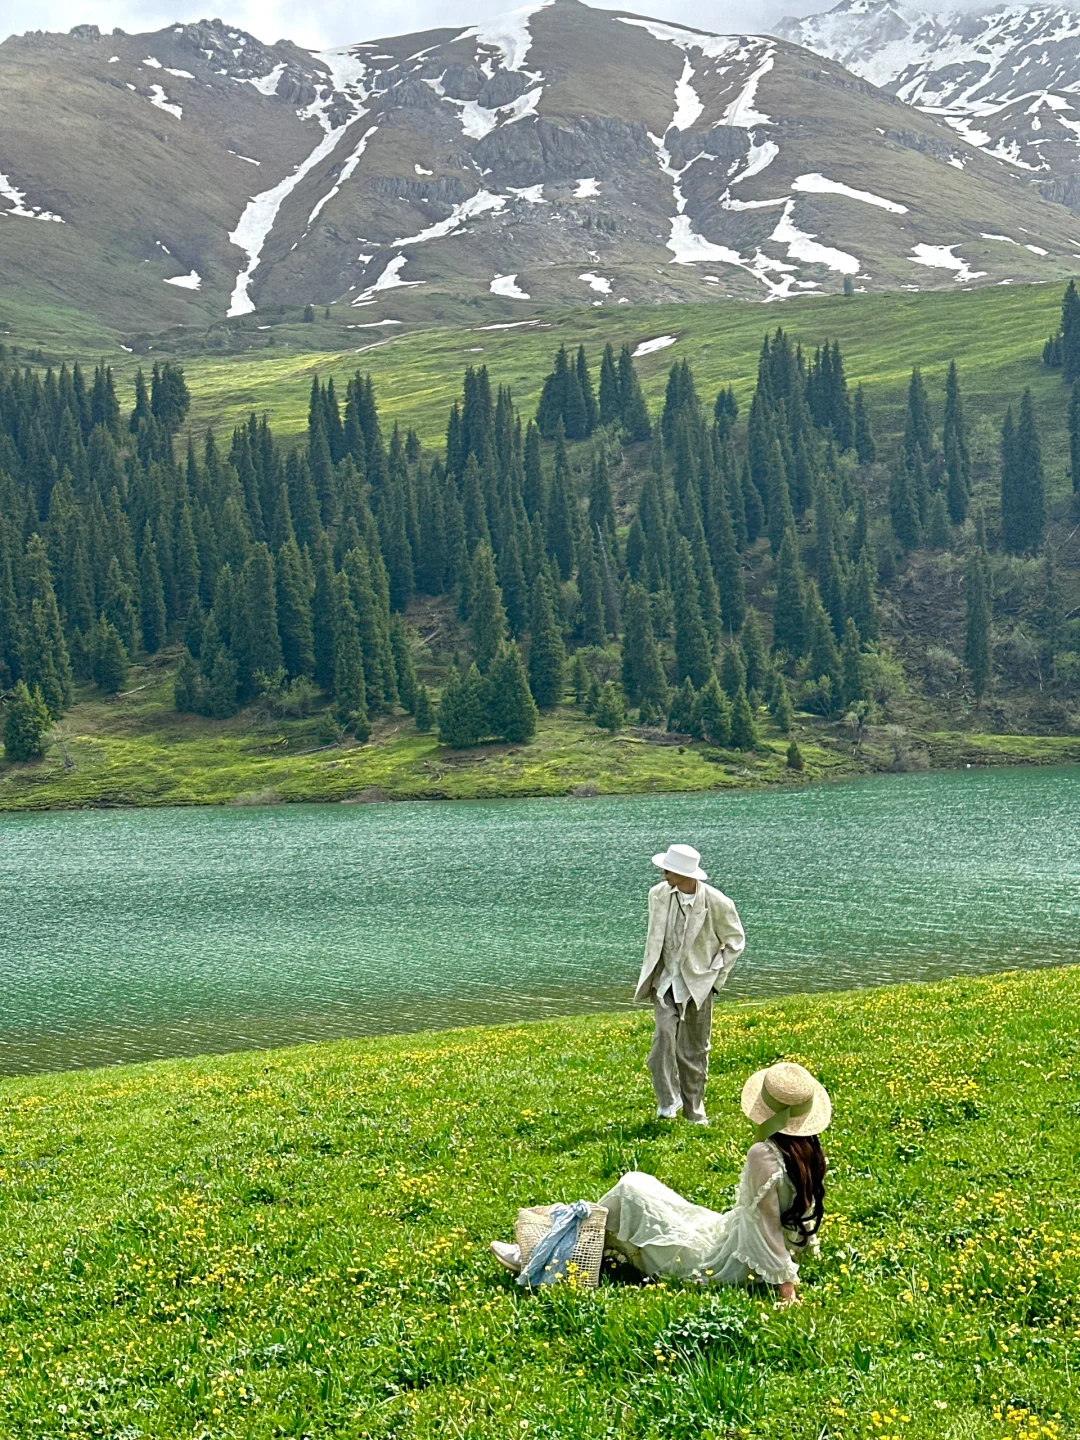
[647,989,713,1124]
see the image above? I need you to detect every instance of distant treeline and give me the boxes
[0,297,1072,758]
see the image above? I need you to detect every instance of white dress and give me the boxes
[597,1140,817,1286]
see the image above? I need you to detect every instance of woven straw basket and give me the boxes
[514,1203,609,1289]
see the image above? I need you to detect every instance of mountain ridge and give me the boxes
[2,0,1079,340]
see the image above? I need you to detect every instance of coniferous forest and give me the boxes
[2,288,1079,768]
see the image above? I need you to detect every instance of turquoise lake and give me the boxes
[1,764,1077,1075]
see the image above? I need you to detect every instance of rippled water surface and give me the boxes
[2,765,1077,1074]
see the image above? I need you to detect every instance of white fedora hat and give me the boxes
[740,1062,832,1141]
[652,843,707,881]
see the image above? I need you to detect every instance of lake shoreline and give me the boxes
[1,711,1078,815]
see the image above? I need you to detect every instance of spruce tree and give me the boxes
[621,583,668,712]
[3,681,51,760]
[138,525,167,654]
[234,544,282,697]
[593,680,625,733]
[438,663,486,747]
[414,683,435,733]
[853,385,876,465]
[469,541,508,672]
[839,618,866,708]
[667,676,697,735]
[204,647,239,719]
[527,570,565,708]
[578,540,606,647]
[572,651,591,706]
[598,343,620,426]
[888,462,921,552]
[330,571,368,732]
[720,643,746,700]
[942,361,970,523]
[786,739,804,771]
[173,650,201,713]
[904,367,933,464]
[927,493,951,550]
[771,676,796,734]
[275,539,315,680]
[390,615,417,713]
[965,552,992,703]
[1069,381,1080,494]
[772,529,806,659]
[806,582,842,687]
[730,684,757,749]
[1061,279,1080,383]
[489,642,538,742]
[23,534,72,715]
[740,610,770,696]
[91,616,129,694]
[695,673,731,746]
[672,538,712,688]
[617,344,652,441]
[1000,388,1045,555]
[546,430,577,580]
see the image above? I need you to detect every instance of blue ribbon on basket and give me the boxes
[517,1201,593,1288]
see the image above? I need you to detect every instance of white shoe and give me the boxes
[490,1241,522,1274]
[657,1103,681,1119]
[686,1115,709,1127]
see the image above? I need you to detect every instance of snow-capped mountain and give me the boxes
[1,0,1078,338]
[776,1,1080,205]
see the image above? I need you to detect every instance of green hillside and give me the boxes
[2,967,1078,1437]
[2,279,1079,810]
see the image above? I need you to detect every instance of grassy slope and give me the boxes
[3,660,1078,811]
[167,280,1075,446]
[2,967,1078,1437]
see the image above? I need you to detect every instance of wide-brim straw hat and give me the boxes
[741,1062,832,1139]
[652,843,707,881]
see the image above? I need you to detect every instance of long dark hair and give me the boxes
[772,1133,827,1247]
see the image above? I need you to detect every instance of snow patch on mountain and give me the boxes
[573,178,599,197]
[248,62,286,96]
[164,269,201,289]
[672,57,704,131]
[491,273,530,297]
[393,189,507,245]
[771,199,860,273]
[148,84,182,119]
[510,184,545,202]
[722,45,775,127]
[579,271,612,293]
[791,172,907,212]
[0,171,64,222]
[458,0,554,73]
[909,243,986,282]
[633,334,678,356]
[731,139,779,186]
[353,254,425,303]
[308,125,378,226]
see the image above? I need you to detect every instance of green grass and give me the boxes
[162,280,1075,447]
[3,660,1077,811]
[3,966,1079,1437]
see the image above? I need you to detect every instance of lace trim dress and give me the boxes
[597,1140,817,1286]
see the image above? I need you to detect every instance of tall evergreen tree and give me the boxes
[468,541,508,672]
[942,361,970,524]
[2,681,51,760]
[853,385,876,465]
[730,684,757,749]
[488,641,538,742]
[527,570,566,708]
[1061,279,1080,384]
[138,524,167,654]
[672,538,713,688]
[330,571,368,732]
[1001,390,1045,554]
[772,529,806,659]
[965,552,992,703]
[621,583,668,711]
[234,544,282,697]
[1069,380,1080,494]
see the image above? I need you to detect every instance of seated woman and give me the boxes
[491,1063,830,1305]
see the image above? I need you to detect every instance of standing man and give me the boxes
[634,843,745,1126]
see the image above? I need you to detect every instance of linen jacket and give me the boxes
[634,880,746,1010]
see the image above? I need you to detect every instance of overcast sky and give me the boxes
[2,0,851,51]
